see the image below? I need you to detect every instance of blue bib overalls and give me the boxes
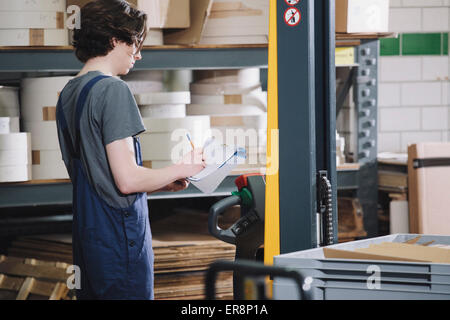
[56,75,154,300]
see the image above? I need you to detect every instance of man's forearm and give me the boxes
[124,164,184,194]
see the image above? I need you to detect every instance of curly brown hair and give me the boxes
[73,0,147,63]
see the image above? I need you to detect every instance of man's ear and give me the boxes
[111,37,119,48]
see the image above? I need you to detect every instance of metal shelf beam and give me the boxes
[0,170,358,209]
[0,46,268,72]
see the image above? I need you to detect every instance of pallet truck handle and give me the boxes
[205,260,308,300]
[208,195,242,245]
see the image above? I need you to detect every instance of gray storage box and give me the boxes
[273,234,450,300]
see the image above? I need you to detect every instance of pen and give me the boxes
[186,133,195,150]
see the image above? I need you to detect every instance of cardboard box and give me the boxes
[336,0,389,33]
[67,0,190,29]
[408,143,450,235]
[164,0,212,45]
[324,240,450,264]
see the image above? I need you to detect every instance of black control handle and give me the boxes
[208,195,241,245]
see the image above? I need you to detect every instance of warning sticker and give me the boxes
[284,7,301,27]
[285,0,300,5]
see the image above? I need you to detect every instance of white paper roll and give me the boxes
[20,91,59,122]
[0,0,66,11]
[193,68,260,85]
[122,70,164,82]
[190,82,261,96]
[210,126,266,148]
[143,160,175,169]
[0,165,31,182]
[139,104,186,118]
[21,76,73,94]
[187,103,265,116]
[209,114,267,129]
[390,200,409,234]
[165,70,192,92]
[0,117,20,134]
[0,148,31,166]
[32,163,69,180]
[0,12,65,29]
[22,121,59,150]
[140,130,208,161]
[32,149,63,165]
[143,29,163,46]
[0,132,30,150]
[21,91,59,111]
[0,29,68,46]
[134,91,190,105]
[142,116,210,133]
[191,91,267,110]
[0,86,20,116]
[0,107,19,117]
[125,80,164,94]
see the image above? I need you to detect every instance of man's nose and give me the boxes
[134,51,142,61]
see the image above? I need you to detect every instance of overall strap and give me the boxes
[133,136,143,167]
[56,75,109,159]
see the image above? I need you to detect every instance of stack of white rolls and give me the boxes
[188,68,267,169]
[127,71,211,169]
[139,116,211,170]
[21,76,73,180]
[0,85,31,182]
[200,0,269,45]
[0,0,68,47]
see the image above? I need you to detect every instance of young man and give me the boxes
[56,0,205,299]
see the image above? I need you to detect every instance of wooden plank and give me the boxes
[16,277,35,300]
[31,279,56,297]
[0,274,24,291]
[49,282,66,300]
[0,260,68,281]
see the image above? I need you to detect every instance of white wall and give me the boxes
[378,0,450,153]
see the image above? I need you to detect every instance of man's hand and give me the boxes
[158,179,190,192]
[176,148,206,178]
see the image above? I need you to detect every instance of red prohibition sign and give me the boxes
[284,7,301,27]
[284,0,300,5]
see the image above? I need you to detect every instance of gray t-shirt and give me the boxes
[57,71,146,209]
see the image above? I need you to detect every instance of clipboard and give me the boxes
[187,137,246,193]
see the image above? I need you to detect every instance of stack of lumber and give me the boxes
[21,76,73,180]
[200,0,269,45]
[7,209,238,300]
[0,255,73,300]
[0,0,68,47]
[188,68,267,173]
[8,234,73,263]
[151,209,235,300]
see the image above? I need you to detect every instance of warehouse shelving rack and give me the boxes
[0,44,360,205]
[0,22,385,243]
